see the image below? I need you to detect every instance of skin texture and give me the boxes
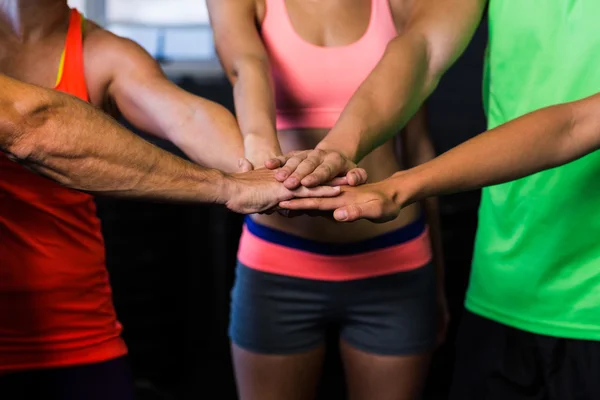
[208,0,447,399]
[0,74,340,212]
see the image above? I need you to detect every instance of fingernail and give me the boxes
[280,201,290,207]
[334,186,341,192]
[336,210,348,220]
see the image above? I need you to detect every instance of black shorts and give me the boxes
[0,356,136,400]
[450,310,600,400]
[229,262,437,356]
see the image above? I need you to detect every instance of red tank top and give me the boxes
[0,9,127,373]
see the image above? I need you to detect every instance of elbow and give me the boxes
[0,102,36,160]
[0,93,62,162]
[228,55,270,85]
[386,33,441,98]
[564,96,600,159]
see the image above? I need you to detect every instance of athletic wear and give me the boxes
[231,218,435,354]
[230,261,437,355]
[261,0,398,130]
[450,311,600,400]
[469,0,600,340]
[0,9,126,373]
[232,0,434,356]
[0,356,136,400]
[237,216,432,280]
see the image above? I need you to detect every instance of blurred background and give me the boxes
[67,1,488,399]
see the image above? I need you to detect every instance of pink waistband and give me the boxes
[237,226,433,281]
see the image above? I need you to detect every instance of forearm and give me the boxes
[1,83,230,203]
[391,97,600,205]
[319,34,435,162]
[233,59,280,150]
[318,0,485,163]
[168,100,245,173]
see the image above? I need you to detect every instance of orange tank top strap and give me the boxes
[55,8,88,101]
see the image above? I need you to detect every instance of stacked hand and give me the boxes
[224,167,341,214]
[228,147,406,223]
[279,182,402,223]
[264,149,367,189]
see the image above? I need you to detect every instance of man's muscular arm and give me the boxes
[85,25,248,173]
[0,75,339,211]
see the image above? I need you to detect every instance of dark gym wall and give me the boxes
[95,17,488,400]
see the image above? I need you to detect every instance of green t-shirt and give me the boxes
[468,0,600,340]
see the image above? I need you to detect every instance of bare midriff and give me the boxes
[251,128,421,243]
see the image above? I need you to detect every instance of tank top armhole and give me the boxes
[55,50,66,87]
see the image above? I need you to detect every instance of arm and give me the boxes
[86,29,247,173]
[279,92,600,221]
[207,0,282,168]
[0,75,339,211]
[272,0,486,188]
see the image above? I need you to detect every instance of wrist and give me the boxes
[244,132,282,162]
[244,131,280,148]
[316,133,361,164]
[213,170,238,206]
[385,169,424,209]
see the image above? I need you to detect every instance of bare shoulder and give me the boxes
[81,19,162,108]
[82,20,153,67]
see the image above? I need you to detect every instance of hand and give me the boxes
[265,149,368,189]
[237,157,253,173]
[278,180,402,223]
[224,168,341,214]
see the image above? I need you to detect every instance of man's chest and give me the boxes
[0,38,109,109]
[0,39,64,88]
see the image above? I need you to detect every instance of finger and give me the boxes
[346,168,368,186]
[283,154,323,189]
[292,185,341,198]
[265,155,287,170]
[275,154,307,182]
[279,197,347,211]
[333,202,382,222]
[328,176,348,186]
[238,158,254,173]
[300,162,342,188]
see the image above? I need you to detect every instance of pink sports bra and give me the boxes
[261,0,398,130]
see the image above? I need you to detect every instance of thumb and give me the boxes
[238,158,254,173]
[265,155,288,170]
[346,168,368,186]
[333,202,381,222]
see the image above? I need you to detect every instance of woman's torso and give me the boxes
[252,0,419,242]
